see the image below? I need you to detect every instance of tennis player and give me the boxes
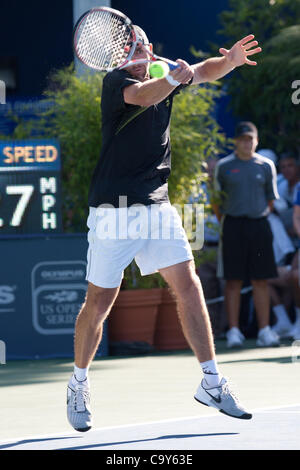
[67,26,262,432]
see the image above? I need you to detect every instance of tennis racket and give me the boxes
[73,6,179,72]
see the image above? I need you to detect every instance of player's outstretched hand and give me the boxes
[169,59,194,84]
[219,34,262,67]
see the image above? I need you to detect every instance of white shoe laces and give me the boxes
[74,385,89,412]
[221,382,240,403]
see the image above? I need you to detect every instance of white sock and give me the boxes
[73,365,89,383]
[273,304,290,324]
[200,359,222,388]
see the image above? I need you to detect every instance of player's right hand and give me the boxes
[170,59,194,84]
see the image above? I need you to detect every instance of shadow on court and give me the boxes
[220,356,292,365]
[0,356,143,387]
[0,436,82,450]
[59,432,239,450]
[0,432,239,451]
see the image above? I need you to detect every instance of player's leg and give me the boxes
[67,283,120,432]
[159,259,215,363]
[74,282,120,369]
[67,207,145,432]
[159,259,251,420]
[135,204,251,419]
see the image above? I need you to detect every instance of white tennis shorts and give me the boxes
[85,203,193,288]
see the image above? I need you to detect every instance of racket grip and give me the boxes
[168,62,180,71]
[158,57,179,70]
[166,60,179,71]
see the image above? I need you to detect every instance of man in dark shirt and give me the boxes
[67,26,262,432]
[213,122,280,349]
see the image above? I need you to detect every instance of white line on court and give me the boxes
[0,402,299,446]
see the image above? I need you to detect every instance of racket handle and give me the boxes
[167,62,180,71]
[158,57,179,70]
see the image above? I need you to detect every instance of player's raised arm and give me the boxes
[192,34,262,85]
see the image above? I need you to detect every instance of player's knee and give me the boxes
[175,273,202,301]
[83,288,118,325]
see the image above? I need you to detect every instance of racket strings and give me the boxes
[76,10,132,70]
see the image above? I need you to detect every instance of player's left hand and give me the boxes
[170,59,194,84]
[219,34,262,67]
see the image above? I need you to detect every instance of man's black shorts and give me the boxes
[219,215,278,280]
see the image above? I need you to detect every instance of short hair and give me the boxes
[133,25,149,45]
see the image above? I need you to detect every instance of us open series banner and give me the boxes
[0,234,108,359]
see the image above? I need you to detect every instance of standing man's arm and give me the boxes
[211,161,224,223]
[268,200,275,212]
[211,202,223,223]
[191,34,262,85]
[265,159,280,213]
[293,205,300,238]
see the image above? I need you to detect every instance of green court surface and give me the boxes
[0,339,299,442]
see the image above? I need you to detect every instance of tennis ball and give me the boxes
[149,61,170,78]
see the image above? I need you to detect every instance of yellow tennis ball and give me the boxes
[149,61,170,78]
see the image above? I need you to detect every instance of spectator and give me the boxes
[267,212,295,337]
[288,182,300,340]
[258,150,299,337]
[213,121,280,348]
[275,153,300,242]
[256,149,295,337]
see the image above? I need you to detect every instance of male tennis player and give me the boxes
[67,26,262,432]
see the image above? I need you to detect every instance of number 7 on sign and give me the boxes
[6,185,34,226]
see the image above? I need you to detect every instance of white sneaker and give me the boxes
[256,326,280,347]
[226,327,245,349]
[67,375,92,432]
[271,320,294,339]
[194,377,252,420]
[289,318,300,340]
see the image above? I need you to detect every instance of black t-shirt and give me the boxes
[88,69,185,208]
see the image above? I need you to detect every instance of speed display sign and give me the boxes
[0,139,62,234]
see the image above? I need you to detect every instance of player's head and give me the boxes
[133,25,150,49]
[126,25,153,81]
[234,121,258,157]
